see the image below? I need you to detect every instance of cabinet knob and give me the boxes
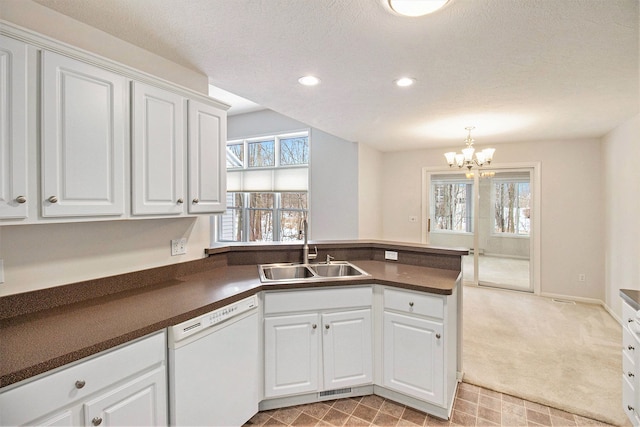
[629,345,635,351]
[629,405,634,411]
[312,324,317,329]
[15,196,26,204]
[74,380,86,389]
[629,318,634,323]
[436,333,441,339]
[192,198,200,204]
[629,371,635,378]
[409,302,414,307]
[48,196,58,203]
[177,198,184,204]
[325,324,330,330]
[92,417,103,426]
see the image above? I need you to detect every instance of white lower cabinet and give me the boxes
[383,311,444,405]
[380,286,458,417]
[263,287,373,398]
[0,332,167,427]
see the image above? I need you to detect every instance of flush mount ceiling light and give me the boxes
[444,127,496,171]
[298,75,321,86]
[395,77,416,87]
[387,0,449,17]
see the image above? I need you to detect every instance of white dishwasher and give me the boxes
[168,295,260,426]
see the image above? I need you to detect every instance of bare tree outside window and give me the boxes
[494,182,530,235]
[248,140,275,167]
[280,137,309,165]
[433,183,473,232]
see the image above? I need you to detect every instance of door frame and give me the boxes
[421,162,541,295]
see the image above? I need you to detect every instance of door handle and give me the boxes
[427,218,431,233]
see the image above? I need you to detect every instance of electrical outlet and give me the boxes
[171,238,187,256]
[385,251,398,261]
[578,274,586,282]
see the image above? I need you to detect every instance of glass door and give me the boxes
[425,168,534,293]
[476,169,532,292]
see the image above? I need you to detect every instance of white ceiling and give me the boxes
[32,0,639,152]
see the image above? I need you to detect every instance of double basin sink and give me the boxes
[258,261,370,283]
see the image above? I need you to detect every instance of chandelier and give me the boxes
[444,127,495,171]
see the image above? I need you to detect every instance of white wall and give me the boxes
[358,143,383,239]
[381,138,605,300]
[227,110,359,240]
[603,114,640,319]
[0,1,212,296]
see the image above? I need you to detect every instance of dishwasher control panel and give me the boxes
[170,295,258,343]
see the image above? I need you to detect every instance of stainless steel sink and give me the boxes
[308,262,366,277]
[258,261,369,283]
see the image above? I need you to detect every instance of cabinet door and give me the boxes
[132,82,185,215]
[264,313,319,397]
[383,311,444,406]
[0,35,28,219]
[83,366,167,427]
[41,51,126,217]
[322,309,373,389]
[187,100,226,213]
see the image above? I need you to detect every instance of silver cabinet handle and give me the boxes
[409,302,414,307]
[312,324,317,329]
[325,324,330,330]
[16,196,26,204]
[177,198,184,204]
[92,417,103,426]
[75,380,86,389]
[48,196,58,203]
[192,198,200,204]
[436,333,441,339]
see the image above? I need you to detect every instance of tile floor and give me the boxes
[244,382,612,427]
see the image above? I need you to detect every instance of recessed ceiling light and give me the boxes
[395,77,416,87]
[298,75,321,86]
[387,0,449,17]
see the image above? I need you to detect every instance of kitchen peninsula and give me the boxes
[0,241,467,425]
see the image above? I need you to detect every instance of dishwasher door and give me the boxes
[168,308,260,426]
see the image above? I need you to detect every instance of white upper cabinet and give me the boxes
[132,82,185,215]
[187,100,226,213]
[41,50,127,218]
[0,35,28,219]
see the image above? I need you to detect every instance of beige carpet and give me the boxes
[462,285,627,426]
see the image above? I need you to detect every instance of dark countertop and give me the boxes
[0,260,460,388]
[621,289,640,311]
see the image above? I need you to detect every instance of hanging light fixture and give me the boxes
[444,127,495,171]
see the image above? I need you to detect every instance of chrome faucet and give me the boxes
[300,219,317,262]
[301,219,309,262]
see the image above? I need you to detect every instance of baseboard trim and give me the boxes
[540,292,622,325]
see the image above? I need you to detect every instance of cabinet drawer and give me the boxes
[384,287,444,319]
[623,327,639,365]
[0,331,165,426]
[623,350,637,388]
[623,300,638,332]
[263,286,372,314]
[623,374,638,420]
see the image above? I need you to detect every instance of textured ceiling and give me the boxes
[31,0,639,151]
